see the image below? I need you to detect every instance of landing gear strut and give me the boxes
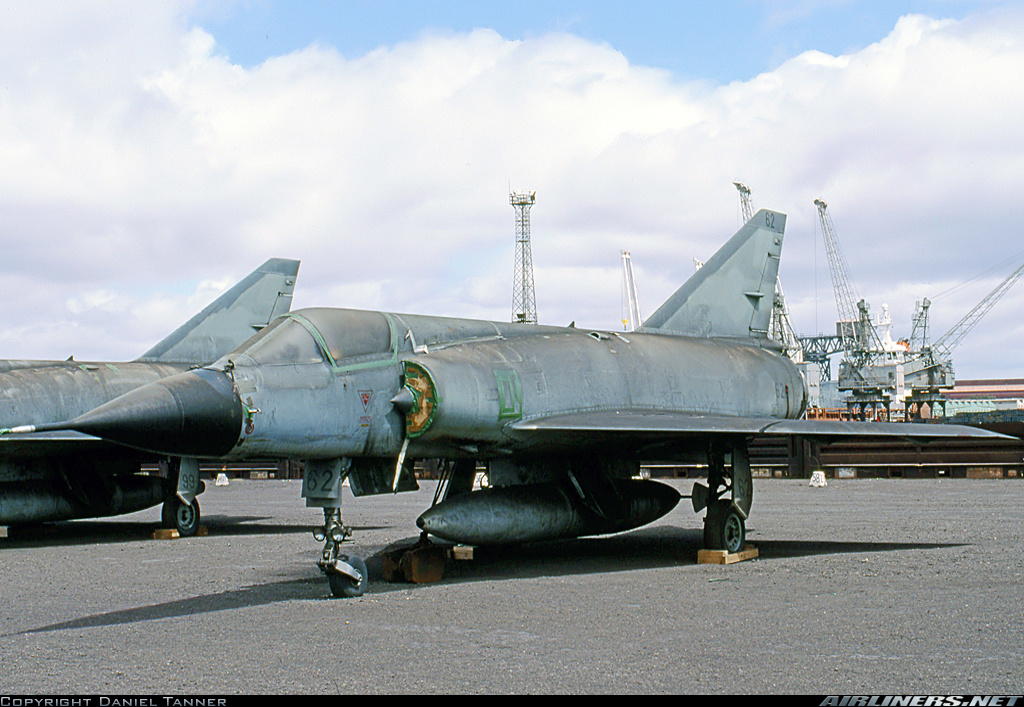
[693,438,752,554]
[301,458,368,598]
[161,457,203,536]
[314,507,367,598]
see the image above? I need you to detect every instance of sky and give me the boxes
[1,0,1022,382]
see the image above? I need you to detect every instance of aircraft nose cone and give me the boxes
[69,368,243,457]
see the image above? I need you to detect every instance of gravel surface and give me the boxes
[1,477,1021,694]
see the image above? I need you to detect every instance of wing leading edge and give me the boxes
[0,429,119,457]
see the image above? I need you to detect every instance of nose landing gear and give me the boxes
[314,507,367,598]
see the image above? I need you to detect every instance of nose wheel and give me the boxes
[327,555,368,598]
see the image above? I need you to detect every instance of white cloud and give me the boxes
[0,3,1022,379]
[65,290,120,315]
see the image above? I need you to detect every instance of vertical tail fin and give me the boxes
[640,209,785,338]
[137,258,300,364]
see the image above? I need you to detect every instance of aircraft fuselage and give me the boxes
[0,361,189,524]
[221,308,808,462]
[0,360,189,431]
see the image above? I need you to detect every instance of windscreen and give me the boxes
[236,317,324,365]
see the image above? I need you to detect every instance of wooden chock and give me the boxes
[697,544,759,565]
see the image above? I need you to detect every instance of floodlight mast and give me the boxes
[509,192,540,325]
[510,191,538,325]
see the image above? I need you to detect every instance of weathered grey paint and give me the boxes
[642,210,785,337]
[0,258,299,526]
[9,212,1005,552]
[139,258,298,363]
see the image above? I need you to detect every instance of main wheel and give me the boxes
[703,500,745,553]
[328,555,368,598]
[162,497,201,537]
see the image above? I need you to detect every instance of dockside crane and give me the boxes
[735,181,753,222]
[814,199,905,418]
[815,195,1023,419]
[814,198,880,356]
[909,298,931,353]
[901,256,1024,416]
[931,259,1024,361]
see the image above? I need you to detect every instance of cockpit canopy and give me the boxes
[232,309,393,367]
[231,306,567,370]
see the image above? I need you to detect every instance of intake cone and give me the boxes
[65,368,243,457]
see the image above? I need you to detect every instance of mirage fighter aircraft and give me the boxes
[3,211,1002,597]
[0,258,299,535]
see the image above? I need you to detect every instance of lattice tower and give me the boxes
[510,191,538,324]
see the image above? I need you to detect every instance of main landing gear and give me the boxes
[691,438,752,555]
[161,457,203,537]
[162,496,201,537]
[703,499,745,554]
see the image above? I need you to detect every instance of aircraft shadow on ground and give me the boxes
[7,528,966,636]
[8,528,702,635]
[9,576,329,637]
[0,515,389,549]
[363,526,966,592]
[751,538,966,559]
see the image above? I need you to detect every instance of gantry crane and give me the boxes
[734,182,753,222]
[908,298,931,353]
[814,198,906,418]
[931,259,1024,362]
[815,196,1024,419]
[813,198,881,356]
[900,257,1024,417]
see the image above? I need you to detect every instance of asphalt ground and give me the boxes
[0,477,1021,695]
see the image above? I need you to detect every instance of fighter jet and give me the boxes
[0,258,299,535]
[4,211,1002,597]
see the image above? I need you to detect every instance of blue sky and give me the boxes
[1,1,1022,381]
[197,1,998,83]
